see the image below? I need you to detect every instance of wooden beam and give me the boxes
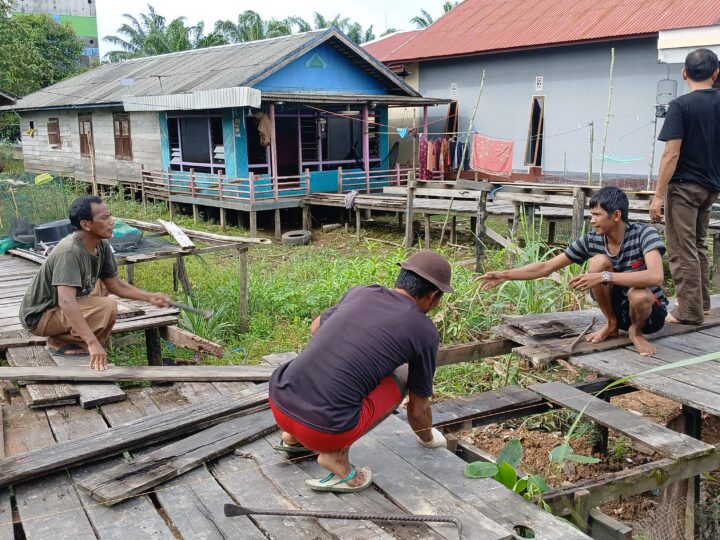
[50,354,126,409]
[157,219,195,251]
[159,326,223,357]
[437,338,514,366]
[119,218,271,245]
[0,384,269,488]
[77,409,277,505]
[588,509,632,540]
[0,365,275,382]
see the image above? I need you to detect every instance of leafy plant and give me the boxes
[464,438,552,512]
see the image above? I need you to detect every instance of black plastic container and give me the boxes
[34,219,74,248]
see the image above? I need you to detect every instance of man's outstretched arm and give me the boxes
[477,252,573,289]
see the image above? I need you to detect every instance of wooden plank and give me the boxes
[45,402,176,539]
[436,338,514,366]
[588,509,633,540]
[384,186,487,199]
[0,383,268,488]
[0,364,275,382]
[0,330,45,351]
[0,408,13,540]
[157,219,196,251]
[6,347,78,408]
[159,325,223,357]
[49,354,126,409]
[127,384,269,540]
[530,382,712,459]
[247,436,396,540]
[569,347,720,415]
[365,415,589,539]
[3,397,97,539]
[261,351,298,367]
[78,409,277,505]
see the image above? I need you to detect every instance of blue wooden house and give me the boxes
[4,28,447,235]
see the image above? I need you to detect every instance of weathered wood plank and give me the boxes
[157,219,195,251]
[0,383,268,488]
[159,325,223,357]
[0,364,275,382]
[3,397,97,539]
[0,408,12,540]
[78,409,276,505]
[530,382,713,459]
[45,405,177,540]
[437,338,514,366]
[6,347,78,408]
[49,354,126,408]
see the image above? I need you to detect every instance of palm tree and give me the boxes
[311,13,351,32]
[214,10,294,43]
[346,22,375,44]
[410,9,434,29]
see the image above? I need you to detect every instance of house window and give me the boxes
[113,113,132,160]
[78,114,93,157]
[524,96,544,167]
[167,111,224,174]
[47,118,61,148]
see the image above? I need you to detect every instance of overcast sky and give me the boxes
[96,1,442,57]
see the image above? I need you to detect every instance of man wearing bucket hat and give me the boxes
[269,250,452,493]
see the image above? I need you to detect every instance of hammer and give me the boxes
[168,301,213,320]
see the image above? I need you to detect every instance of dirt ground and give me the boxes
[458,389,720,536]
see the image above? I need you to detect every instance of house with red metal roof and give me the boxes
[364,0,720,179]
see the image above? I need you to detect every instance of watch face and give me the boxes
[601,271,611,282]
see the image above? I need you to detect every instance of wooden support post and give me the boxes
[192,205,199,223]
[548,220,557,244]
[424,214,431,249]
[524,203,535,229]
[355,208,362,240]
[145,328,162,366]
[365,209,372,220]
[140,165,147,209]
[594,395,610,455]
[126,263,135,286]
[249,211,257,238]
[337,167,343,193]
[397,212,403,232]
[661,405,702,540]
[403,176,417,248]
[174,256,192,297]
[302,205,311,231]
[571,187,586,241]
[238,248,248,334]
[450,216,457,244]
[269,104,279,202]
[219,207,227,229]
[274,209,281,241]
[362,104,370,194]
[249,172,256,203]
[475,191,488,273]
[166,168,174,220]
[572,489,591,532]
[511,203,521,236]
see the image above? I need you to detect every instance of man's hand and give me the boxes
[569,272,603,291]
[417,427,447,449]
[476,271,506,291]
[649,196,664,223]
[147,293,172,308]
[88,341,108,371]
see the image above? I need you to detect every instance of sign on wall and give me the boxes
[535,76,544,92]
[450,82,458,99]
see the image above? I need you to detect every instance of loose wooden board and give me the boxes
[5,347,78,408]
[49,353,126,408]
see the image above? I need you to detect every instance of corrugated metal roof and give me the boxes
[261,92,451,105]
[381,0,720,62]
[5,28,421,112]
[363,30,423,61]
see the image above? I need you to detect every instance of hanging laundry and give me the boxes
[440,138,451,173]
[255,112,272,147]
[396,127,408,139]
[454,141,470,171]
[419,135,431,180]
[427,138,437,174]
[470,134,514,177]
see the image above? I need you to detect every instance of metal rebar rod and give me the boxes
[224,504,462,536]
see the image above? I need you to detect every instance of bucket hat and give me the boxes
[399,250,454,293]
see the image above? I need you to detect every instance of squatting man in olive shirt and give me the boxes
[19,195,171,370]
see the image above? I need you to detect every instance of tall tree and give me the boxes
[104,4,227,61]
[214,10,294,43]
[346,22,375,44]
[411,2,459,28]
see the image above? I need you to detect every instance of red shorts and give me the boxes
[269,374,404,453]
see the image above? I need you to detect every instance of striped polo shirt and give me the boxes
[565,223,668,306]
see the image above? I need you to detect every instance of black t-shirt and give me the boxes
[657,89,720,191]
[269,285,439,433]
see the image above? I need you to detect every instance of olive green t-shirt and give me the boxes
[19,233,118,329]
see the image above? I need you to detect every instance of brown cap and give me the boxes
[399,250,454,293]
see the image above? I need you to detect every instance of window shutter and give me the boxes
[47,118,61,147]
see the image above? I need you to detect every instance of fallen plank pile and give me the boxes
[493,304,720,366]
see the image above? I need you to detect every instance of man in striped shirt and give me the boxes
[478,187,667,356]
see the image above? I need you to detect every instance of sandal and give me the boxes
[306,466,373,493]
[46,344,89,357]
[273,440,311,454]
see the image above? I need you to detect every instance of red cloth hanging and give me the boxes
[470,134,514,177]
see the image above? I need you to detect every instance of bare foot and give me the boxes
[665,313,682,324]
[281,432,300,446]
[629,329,656,356]
[346,466,371,488]
[585,324,619,344]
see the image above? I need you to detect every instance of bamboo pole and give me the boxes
[587,122,594,185]
[455,69,486,182]
[598,48,616,187]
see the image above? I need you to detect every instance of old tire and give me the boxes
[281,230,312,246]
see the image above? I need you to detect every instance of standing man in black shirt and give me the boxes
[651,48,720,324]
[269,251,452,493]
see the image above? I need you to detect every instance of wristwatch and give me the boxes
[600,271,612,285]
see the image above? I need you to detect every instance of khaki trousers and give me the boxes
[665,181,719,324]
[33,282,118,346]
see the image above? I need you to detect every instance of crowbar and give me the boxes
[565,317,597,354]
[224,503,463,537]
